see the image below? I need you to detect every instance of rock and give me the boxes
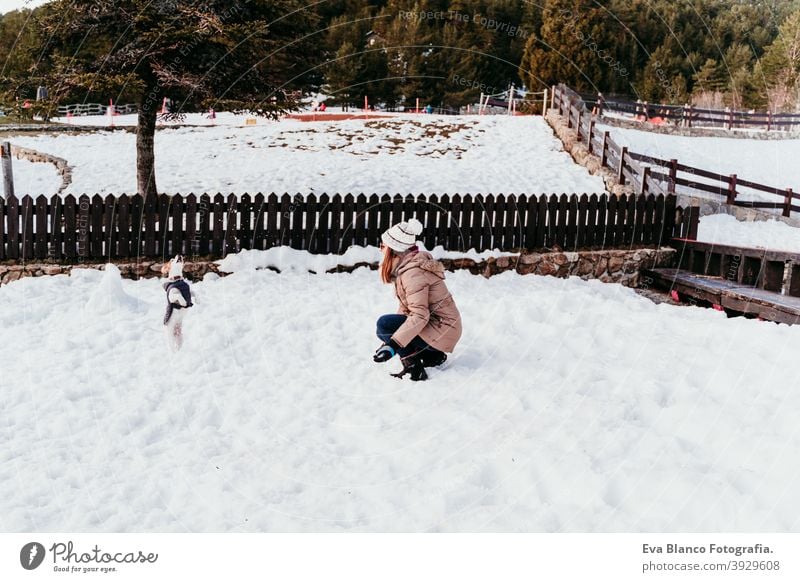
[607,256,624,273]
[594,256,608,278]
[577,255,595,276]
[3,271,22,284]
[536,261,559,277]
[518,252,540,265]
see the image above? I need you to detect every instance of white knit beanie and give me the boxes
[381,218,423,252]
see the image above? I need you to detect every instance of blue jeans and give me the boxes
[376,314,444,359]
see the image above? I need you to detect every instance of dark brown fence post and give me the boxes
[618,146,628,184]
[600,131,609,167]
[687,104,693,128]
[726,174,737,205]
[597,93,604,116]
[587,119,595,154]
[641,166,650,195]
[668,159,678,194]
[576,110,583,141]
[785,188,793,218]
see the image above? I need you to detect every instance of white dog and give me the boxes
[161,255,195,351]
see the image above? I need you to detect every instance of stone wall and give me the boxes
[0,259,222,286]
[545,111,631,197]
[0,248,676,288]
[9,144,73,194]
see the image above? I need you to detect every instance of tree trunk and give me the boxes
[136,93,158,197]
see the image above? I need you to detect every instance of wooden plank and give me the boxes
[478,194,493,251]
[171,195,184,256]
[437,194,450,249]
[586,194,598,248]
[378,194,391,249]
[566,194,579,250]
[404,193,418,240]
[422,194,438,250]
[212,193,225,256]
[197,194,211,256]
[143,194,157,257]
[535,195,547,249]
[329,194,342,254]
[316,193,330,254]
[366,194,379,249]
[643,194,656,245]
[63,195,76,260]
[21,196,34,261]
[460,194,475,251]
[35,195,48,260]
[631,194,645,245]
[226,194,239,255]
[503,194,516,249]
[449,194,463,251]
[578,194,596,249]
[304,193,318,251]
[0,196,4,260]
[185,194,197,257]
[117,195,130,258]
[556,194,568,249]
[613,194,627,245]
[49,196,63,260]
[250,193,265,251]
[130,194,143,258]
[521,194,535,250]
[239,193,253,250]
[157,193,170,257]
[103,194,116,258]
[354,194,368,247]
[340,194,355,250]
[546,194,558,248]
[264,193,278,250]
[471,194,485,251]
[595,194,608,248]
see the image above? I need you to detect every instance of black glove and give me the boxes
[373,339,401,363]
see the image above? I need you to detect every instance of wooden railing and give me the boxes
[552,84,799,217]
[584,93,800,130]
[0,192,695,262]
[674,239,800,297]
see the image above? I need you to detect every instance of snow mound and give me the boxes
[84,264,144,314]
[216,245,519,274]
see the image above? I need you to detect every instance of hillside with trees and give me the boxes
[3,0,800,114]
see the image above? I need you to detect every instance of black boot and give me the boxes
[391,354,428,381]
[419,349,447,368]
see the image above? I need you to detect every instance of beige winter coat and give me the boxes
[390,250,463,353]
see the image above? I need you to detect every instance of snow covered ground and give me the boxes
[2,263,800,532]
[604,125,800,202]
[698,215,800,253]
[5,115,605,197]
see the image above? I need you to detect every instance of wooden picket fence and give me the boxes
[0,192,696,262]
[553,84,800,217]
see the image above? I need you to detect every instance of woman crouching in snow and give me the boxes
[373,218,462,381]
[161,255,195,351]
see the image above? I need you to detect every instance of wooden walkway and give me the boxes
[644,239,800,324]
[645,268,800,324]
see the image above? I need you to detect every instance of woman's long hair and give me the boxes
[380,245,396,284]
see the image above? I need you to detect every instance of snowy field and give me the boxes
[605,125,800,201]
[698,215,800,253]
[6,115,605,197]
[2,262,800,532]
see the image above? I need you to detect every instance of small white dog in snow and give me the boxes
[161,255,195,351]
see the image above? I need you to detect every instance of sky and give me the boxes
[0,0,48,15]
